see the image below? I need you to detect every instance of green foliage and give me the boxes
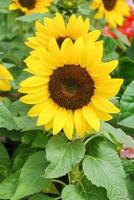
[0,152,49,200]
[83,139,128,200]
[44,136,85,178]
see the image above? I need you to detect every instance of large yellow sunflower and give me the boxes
[19,37,123,140]
[90,0,130,28]
[26,13,101,49]
[9,0,52,15]
[0,64,13,91]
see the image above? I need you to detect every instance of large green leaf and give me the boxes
[0,171,20,199]
[44,136,85,178]
[0,151,49,199]
[86,139,125,179]
[83,155,127,200]
[11,151,49,200]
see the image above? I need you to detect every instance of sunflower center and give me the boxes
[56,37,75,48]
[49,65,95,110]
[102,0,117,11]
[18,0,36,9]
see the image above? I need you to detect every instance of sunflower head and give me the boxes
[0,64,13,92]
[9,0,52,15]
[26,13,101,50]
[90,0,130,28]
[19,35,123,140]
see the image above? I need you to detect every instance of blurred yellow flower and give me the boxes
[9,0,52,15]
[0,64,13,91]
[90,0,130,28]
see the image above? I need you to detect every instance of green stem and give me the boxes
[84,134,101,145]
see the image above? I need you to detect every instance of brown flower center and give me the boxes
[102,0,117,11]
[18,0,36,9]
[49,65,95,110]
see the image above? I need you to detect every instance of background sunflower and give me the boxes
[26,13,101,50]
[0,64,13,91]
[9,0,52,15]
[91,0,130,27]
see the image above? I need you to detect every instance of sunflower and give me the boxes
[19,37,123,140]
[9,0,52,15]
[0,64,13,92]
[26,13,101,50]
[90,0,130,28]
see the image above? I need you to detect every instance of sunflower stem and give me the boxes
[84,134,101,145]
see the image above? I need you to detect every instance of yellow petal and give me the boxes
[91,60,118,76]
[20,76,49,87]
[53,107,67,135]
[0,64,13,80]
[28,102,49,117]
[20,90,49,104]
[82,104,100,132]
[0,80,10,91]
[92,95,120,113]
[61,38,74,64]
[45,120,53,131]
[74,109,87,138]
[63,111,74,140]
[90,103,113,121]
[37,100,58,126]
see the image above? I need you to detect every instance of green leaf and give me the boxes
[83,155,127,200]
[100,122,134,148]
[11,151,49,200]
[0,101,17,130]
[11,144,36,172]
[31,132,49,148]
[44,136,85,178]
[126,43,134,62]
[82,178,108,200]
[29,193,54,200]
[0,143,10,177]
[126,176,134,200]
[120,81,134,119]
[0,171,20,199]
[86,139,125,179]
[62,184,89,200]
[114,30,130,46]
[118,114,134,129]
[122,159,134,176]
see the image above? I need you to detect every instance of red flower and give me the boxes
[104,11,134,40]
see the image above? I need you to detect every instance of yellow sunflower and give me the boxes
[0,64,13,92]
[90,0,130,28]
[19,37,123,140]
[9,0,52,15]
[26,13,101,49]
